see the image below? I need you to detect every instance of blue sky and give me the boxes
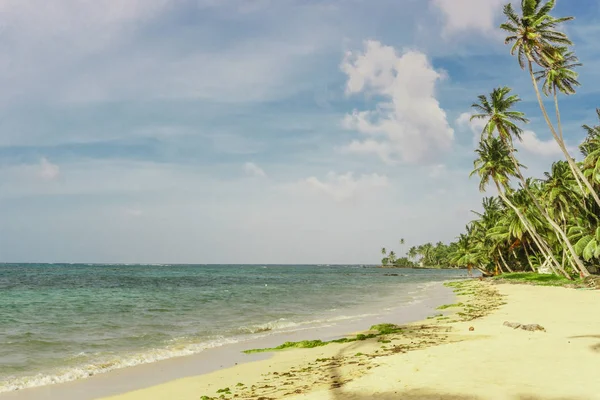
[1,0,599,264]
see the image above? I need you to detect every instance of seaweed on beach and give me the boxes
[242,325,402,354]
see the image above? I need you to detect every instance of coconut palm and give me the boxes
[500,1,573,68]
[471,137,565,276]
[407,246,417,261]
[471,88,589,277]
[500,1,600,209]
[470,87,529,145]
[568,203,600,263]
[388,251,397,266]
[581,112,600,189]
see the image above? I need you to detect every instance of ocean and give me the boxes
[0,264,466,393]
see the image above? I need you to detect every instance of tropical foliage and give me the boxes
[449,0,599,278]
[379,1,600,278]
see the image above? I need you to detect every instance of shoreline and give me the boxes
[90,280,600,399]
[0,281,458,400]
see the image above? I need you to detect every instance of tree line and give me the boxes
[438,0,599,278]
[380,1,600,278]
[380,239,459,268]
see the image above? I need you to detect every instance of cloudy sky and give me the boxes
[1,0,599,264]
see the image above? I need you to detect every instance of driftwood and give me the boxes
[584,276,600,289]
[503,321,546,332]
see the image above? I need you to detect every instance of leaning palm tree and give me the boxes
[471,88,589,277]
[471,87,528,146]
[581,111,600,189]
[500,1,600,208]
[471,137,565,276]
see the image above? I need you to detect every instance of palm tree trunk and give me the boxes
[493,181,566,277]
[498,249,513,273]
[522,240,537,272]
[527,60,600,209]
[502,136,590,277]
[554,88,586,194]
[495,257,503,275]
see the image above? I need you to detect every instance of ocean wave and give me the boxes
[0,336,243,393]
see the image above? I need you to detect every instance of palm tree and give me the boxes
[500,1,600,208]
[407,246,417,261]
[380,247,388,266]
[470,87,529,146]
[471,137,565,276]
[581,111,600,190]
[471,88,589,277]
[388,251,397,266]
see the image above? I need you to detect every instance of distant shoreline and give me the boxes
[378,265,465,270]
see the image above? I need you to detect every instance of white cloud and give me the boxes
[39,158,60,181]
[292,171,389,202]
[428,164,447,178]
[430,0,505,37]
[340,40,454,165]
[243,162,267,178]
[518,130,563,157]
[456,112,568,157]
[0,0,338,109]
[456,111,487,146]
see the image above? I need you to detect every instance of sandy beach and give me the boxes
[88,280,599,400]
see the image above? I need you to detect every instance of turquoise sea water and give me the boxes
[0,264,465,392]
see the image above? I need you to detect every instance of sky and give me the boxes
[1,0,599,264]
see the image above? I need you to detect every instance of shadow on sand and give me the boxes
[322,341,586,400]
[568,335,600,353]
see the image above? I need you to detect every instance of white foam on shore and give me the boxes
[0,281,444,393]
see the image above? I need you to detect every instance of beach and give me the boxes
[0,264,463,398]
[96,280,600,400]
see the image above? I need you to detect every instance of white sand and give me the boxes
[100,282,600,400]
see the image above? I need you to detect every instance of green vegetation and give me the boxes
[492,272,584,287]
[382,1,600,280]
[243,324,402,354]
[369,323,403,335]
[379,241,461,269]
[436,303,463,310]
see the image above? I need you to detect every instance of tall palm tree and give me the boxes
[407,246,417,261]
[388,251,397,266]
[500,1,600,208]
[581,111,600,190]
[471,87,528,146]
[534,47,595,198]
[471,137,565,276]
[471,88,589,277]
[500,1,572,68]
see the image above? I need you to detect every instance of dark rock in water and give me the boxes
[504,321,545,332]
[384,273,400,276]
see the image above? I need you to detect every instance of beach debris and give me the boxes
[469,326,475,331]
[584,276,600,289]
[521,324,546,332]
[503,321,522,329]
[503,321,546,332]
